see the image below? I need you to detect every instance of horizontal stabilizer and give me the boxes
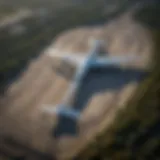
[42,104,80,119]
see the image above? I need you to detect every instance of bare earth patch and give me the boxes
[0,11,154,159]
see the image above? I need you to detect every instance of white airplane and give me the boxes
[42,39,139,119]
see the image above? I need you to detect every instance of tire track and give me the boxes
[7,55,49,101]
[8,63,52,111]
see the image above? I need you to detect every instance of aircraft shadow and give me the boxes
[52,66,149,138]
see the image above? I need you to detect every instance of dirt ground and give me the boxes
[0,11,154,159]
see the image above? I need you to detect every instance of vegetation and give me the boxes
[0,1,160,159]
[0,5,16,18]
[75,3,160,160]
[0,0,138,91]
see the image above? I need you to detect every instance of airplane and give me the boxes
[42,39,140,119]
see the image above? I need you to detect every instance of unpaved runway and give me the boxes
[0,12,153,159]
[0,52,148,159]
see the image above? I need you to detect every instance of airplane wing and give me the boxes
[92,55,140,67]
[46,48,86,65]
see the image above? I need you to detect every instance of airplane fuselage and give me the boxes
[73,40,101,87]
[60,42,100,105]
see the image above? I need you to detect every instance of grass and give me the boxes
[0,0,136,90]
[0,1,160,159]
[0,6,17,20]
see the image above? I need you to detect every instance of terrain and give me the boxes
[75,4,160,160]
[0,1,159,160]
[0,0,149,91]
[0,0,127,91]
[0,6,155,159]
